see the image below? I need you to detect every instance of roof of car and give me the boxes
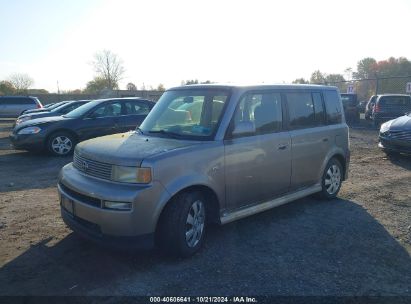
[168,83,338,91]
[90,97,153,102]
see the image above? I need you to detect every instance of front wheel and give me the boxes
[317,158,343,200]
[47,132,76,156]
[157,191,207,257]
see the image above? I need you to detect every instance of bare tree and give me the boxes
[8,73,34,92]
[92,50,125,90]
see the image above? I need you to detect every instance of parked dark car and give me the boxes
[15,100,90,125]
[22,101,70,115]
[379,114,411,155]
[365,95,378,120]
[340,93,360,122]
[10,97,155,156]
[0,96,43,117]
[372,94,411,127]
[358,100,367,113]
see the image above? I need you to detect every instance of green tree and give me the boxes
[126,82,137,90]
[310,70,326,84]
[185,79,199,85]
[325,74,345,84]
[92,50,125,90]
[157,83,165,91]
[292,78,309,84]
[353,57,377,79]
[0,81,16,95]
[84,77,115,93]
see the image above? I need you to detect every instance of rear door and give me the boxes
[77,101,122,140]
[224,91,291,210]
[119,100,152,132]
[285,91,331,189]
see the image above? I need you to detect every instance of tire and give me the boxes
[157,191,207,257]
[317,158,343,200]
[47,132,76,156]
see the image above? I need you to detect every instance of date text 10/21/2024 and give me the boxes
[149,297,258,303]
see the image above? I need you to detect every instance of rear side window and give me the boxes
[124,100,151,115]
[285,92,316,129]
[379,96,411,106]
[234,92,282,135]
[323,90,343,124]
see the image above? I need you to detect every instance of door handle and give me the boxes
[278,144,287,150]
[322,138,329,142]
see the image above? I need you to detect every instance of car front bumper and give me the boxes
[379,136,411,155]
[58,163,171,246]
[9,132,46,151]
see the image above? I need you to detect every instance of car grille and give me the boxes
[389,130,411,141]
[73,151,112,181]
[59,182,102,208]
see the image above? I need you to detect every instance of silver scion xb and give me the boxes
[58,84,350,257]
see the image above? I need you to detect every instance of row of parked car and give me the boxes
[0,96,155,155]
[340,93,411,127]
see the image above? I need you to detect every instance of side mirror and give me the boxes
[232,121,255,136]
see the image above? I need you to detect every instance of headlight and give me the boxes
[17,126,41,135]
[111,165,152,184]
[379,121,392,134]
[16,116,31,124]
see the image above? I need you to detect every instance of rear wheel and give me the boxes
[47,132,75,156]
[157,191,207,257]
[317,158,343,200]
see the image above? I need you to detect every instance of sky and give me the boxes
[0,0,410,92]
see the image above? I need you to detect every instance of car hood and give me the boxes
[75,132,202,166]
[389,115,411,130]
[15,115,69,131]
[20,111,55,120]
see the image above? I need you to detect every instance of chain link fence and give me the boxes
[323,76,411,101]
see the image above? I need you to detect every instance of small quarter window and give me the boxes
[323,90,343,124]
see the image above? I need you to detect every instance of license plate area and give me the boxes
[61,194,74,215]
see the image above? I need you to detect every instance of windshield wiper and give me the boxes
[136,127,144,135]
[148,129,182,138]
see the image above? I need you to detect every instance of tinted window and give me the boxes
[88,102,122,118]
[124,100,151,115]
[286,92,316,129]
[323,90,343,124]
[379,96,411,106]
[0,97,34,105]
[312,92,325,125]
[233,92,282,135]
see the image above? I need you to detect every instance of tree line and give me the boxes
[1,54,410,97]
[293,57,411,100]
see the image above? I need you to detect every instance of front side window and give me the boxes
[233,92,282,136]
[140,89,229,139]
[286,92,316,129]
[88,102,122,118]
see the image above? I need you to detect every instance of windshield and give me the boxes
[64,100,100,118]
[43,101,69,111]
[139,89,230,139]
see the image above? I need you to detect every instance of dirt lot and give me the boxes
[0,118,410,296]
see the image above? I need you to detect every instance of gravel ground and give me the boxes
[0,118,410,296]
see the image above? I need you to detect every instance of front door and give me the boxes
[77,101,122,140]
[224,91,291,211]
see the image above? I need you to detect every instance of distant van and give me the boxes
[0,96,43,117]
[58,84,350,257]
